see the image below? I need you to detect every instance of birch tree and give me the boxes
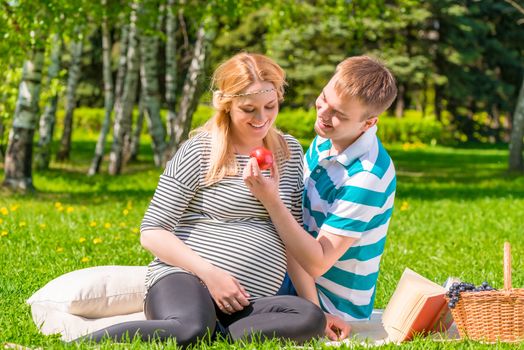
[509,78,524,171]
[114,25,130,101]
[57,34,83,161]
[1,0,86,191]
[506,0,524,171]
[35,34,62,170]
[165,0,177,140]
[108,2,140,175]
[2,46,45,191]
[138,1,167,166]
[88,1,117,176]
[130,93,145,161]
[169,22,213,156]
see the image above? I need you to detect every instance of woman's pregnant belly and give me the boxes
[177,220,287,298]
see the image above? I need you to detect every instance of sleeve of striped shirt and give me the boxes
[286,136,304,226]
[321,172,393,239]
[140,137,202,232]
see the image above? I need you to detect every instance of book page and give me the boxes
[384,294,427,342]
[382,268,446,342]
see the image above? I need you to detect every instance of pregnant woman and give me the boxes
[77,52,325,346]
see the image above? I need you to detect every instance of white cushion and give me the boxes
[30,306,146,341]
[27,265,148,340]
[27,265,147,318]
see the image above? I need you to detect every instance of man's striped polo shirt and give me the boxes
[303,125,396,321]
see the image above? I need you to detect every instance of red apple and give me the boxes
[250,147,274,170]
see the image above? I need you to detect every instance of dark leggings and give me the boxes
[77,273,325,346]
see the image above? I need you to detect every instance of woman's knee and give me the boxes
[174,320,215,346]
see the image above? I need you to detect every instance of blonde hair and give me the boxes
[192,53,289,185]
[334,56,397,119]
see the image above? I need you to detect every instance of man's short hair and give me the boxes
[334,56,397,119]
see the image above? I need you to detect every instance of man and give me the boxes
[243,56,397,340]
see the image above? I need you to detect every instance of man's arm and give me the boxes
[287,253,351,341]
[243,158,356,277]
[270,199,355,277]
[287,253,320,304]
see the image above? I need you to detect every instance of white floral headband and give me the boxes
[213,88,276,98]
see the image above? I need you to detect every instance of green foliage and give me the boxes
[2,0,523,148]
[218,0,523,142]
[275,109,317,147]
[0,68,21,125]
[54,107,156,136]
[379,115,445,145]
[1,134,524,348]
[61,106,448,148]
[212,8,270,63]
[429,0,524,141]
[56,108,106,132]
[192,105,447,146]
[191,104,214,129]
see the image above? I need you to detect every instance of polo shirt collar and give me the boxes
[316,125,377,166]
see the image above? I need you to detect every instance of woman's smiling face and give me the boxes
[229,81,279,146]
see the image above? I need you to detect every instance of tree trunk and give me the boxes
[115,25,129,100]
[165,0,177,140]
[88,4,115,176]
[395,83,405,118]
[108,3,140,175]
[130,93,145,161]
[35,34,62,170]
[509,76,524,172]
[57,37,83,161]
[138,1,167,166]
[168,24,210,157]
[2,46,45,192]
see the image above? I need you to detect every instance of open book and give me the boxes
[382,268,457,342]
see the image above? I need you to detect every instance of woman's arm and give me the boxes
[141,137,249,313]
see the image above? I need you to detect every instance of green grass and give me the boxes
[1,135,524,349]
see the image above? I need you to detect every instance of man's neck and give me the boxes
[330,134,362,155]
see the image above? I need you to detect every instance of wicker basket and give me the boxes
[446,242,524,342]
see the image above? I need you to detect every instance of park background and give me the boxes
[1,0,524,348]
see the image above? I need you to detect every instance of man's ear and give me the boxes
[362,116,378,131]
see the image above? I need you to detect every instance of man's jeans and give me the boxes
[276,273,297,296]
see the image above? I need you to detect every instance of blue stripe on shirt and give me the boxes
[324,207,394,233]
[322,268,379,290]
[335,178,396,207]
[318,285,376,320]
[368,141,391,179]
[339,236,387,261]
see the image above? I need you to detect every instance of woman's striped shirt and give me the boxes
[140,132,304,299]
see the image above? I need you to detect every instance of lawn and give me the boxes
[1,136,524,349]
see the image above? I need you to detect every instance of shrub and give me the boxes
[56,108,106,132]
[378,116,445,145]
[191,105,214,129]
[276,108,446,146]
[55,106,446,146]
[56,108,152,135]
